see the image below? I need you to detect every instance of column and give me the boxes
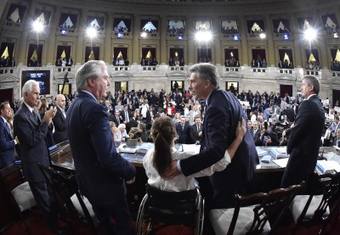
[292,17,302,67]
[76,8,87,64]
[104,13,112,63]
[265,16,275,67]
[317,34,328,69]
[0,0,9,24]
[18,1,36,65]
[187,18,195,65]
[239,17,249,66]
[132,15,140,64]
[160,16,167,64]
[213,17,221,65]
[46,6,60,65]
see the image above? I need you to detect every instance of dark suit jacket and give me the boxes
[52,107,68,143]
[180,89,258,208]
[281,95,325,187]
[13,104,50,182]
[189,123,203,144]
[66,91,136,205]
[175,122,191,144]
[0,117,15,168]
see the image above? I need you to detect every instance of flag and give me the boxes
[31,49,38,61]
[146,50,152,59]
[88,49,95,60]
[277,21,285,33]
[308,53,316,63]
[283,52,290,65]
[303,19,310,30]
[62,16,73,28]
[1,46,9,59]
[251,22,262,32]
[9,7,20,23]
[143,21,157,32]
[335,49,340,62]
[325,17,337,29]
[90,19,100,29]
[36,12,45,25]
[60,50,66,59]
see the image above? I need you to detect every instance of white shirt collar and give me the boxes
[1,116,8,124]
[24,101,35,113]
[205,89,215,106]
[306,94,317,100]
[81,90,97,102]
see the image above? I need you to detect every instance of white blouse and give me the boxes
[143,147,231,192]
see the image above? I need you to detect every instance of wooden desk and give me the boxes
[49,143,340,194]
[50,142,340,173]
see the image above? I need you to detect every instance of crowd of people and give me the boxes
[0,60,334,234]
[251,56,267,67]
[0,56,15,67]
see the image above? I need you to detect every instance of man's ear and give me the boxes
[87,78,95,88]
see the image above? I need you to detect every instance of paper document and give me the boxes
[316,160,340,174]
[272,158,289,168]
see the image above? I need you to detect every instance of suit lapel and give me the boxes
[0,118,11,137]
[22,104,40,126]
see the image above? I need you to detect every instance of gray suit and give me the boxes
[13,103,53,217]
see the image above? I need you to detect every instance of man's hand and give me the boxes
[43,107,57,124]
[162,160,180,179]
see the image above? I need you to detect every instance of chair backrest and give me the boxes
[297,173,340,224]
[38,164,80,216]
[145,184,200,225]
[0,164,27,227]
[228,183,304,235]
[38,164,95,229]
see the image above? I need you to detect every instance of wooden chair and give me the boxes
[291,173,340,234]
[0,163,36,232]
[210,183,304,235]
[38,164,96,231]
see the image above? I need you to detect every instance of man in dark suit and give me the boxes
[66,60,136,235]
[0,101,16,168]
[13,80,57,229]
[190,115,203,144]
[175,116,191,144]
[281,76,325,187]
[165,63,258,208]
[52,94,68,143]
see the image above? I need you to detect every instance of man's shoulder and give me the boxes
[14,105,28,118]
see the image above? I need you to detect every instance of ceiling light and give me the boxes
[194,31,213,43]
[86,26,98,39]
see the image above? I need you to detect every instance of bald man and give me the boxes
[52,94,68,143]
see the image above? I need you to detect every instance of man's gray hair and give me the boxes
[22,80,39,97]
[303,75,320,95]
[189,63,218,87]
[76,60,107,92]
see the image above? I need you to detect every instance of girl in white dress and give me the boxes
[143,116,246,192]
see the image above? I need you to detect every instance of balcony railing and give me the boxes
[225,67,240,72]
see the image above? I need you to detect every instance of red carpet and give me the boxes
[2,209,94,235]
[2,209,340,235]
